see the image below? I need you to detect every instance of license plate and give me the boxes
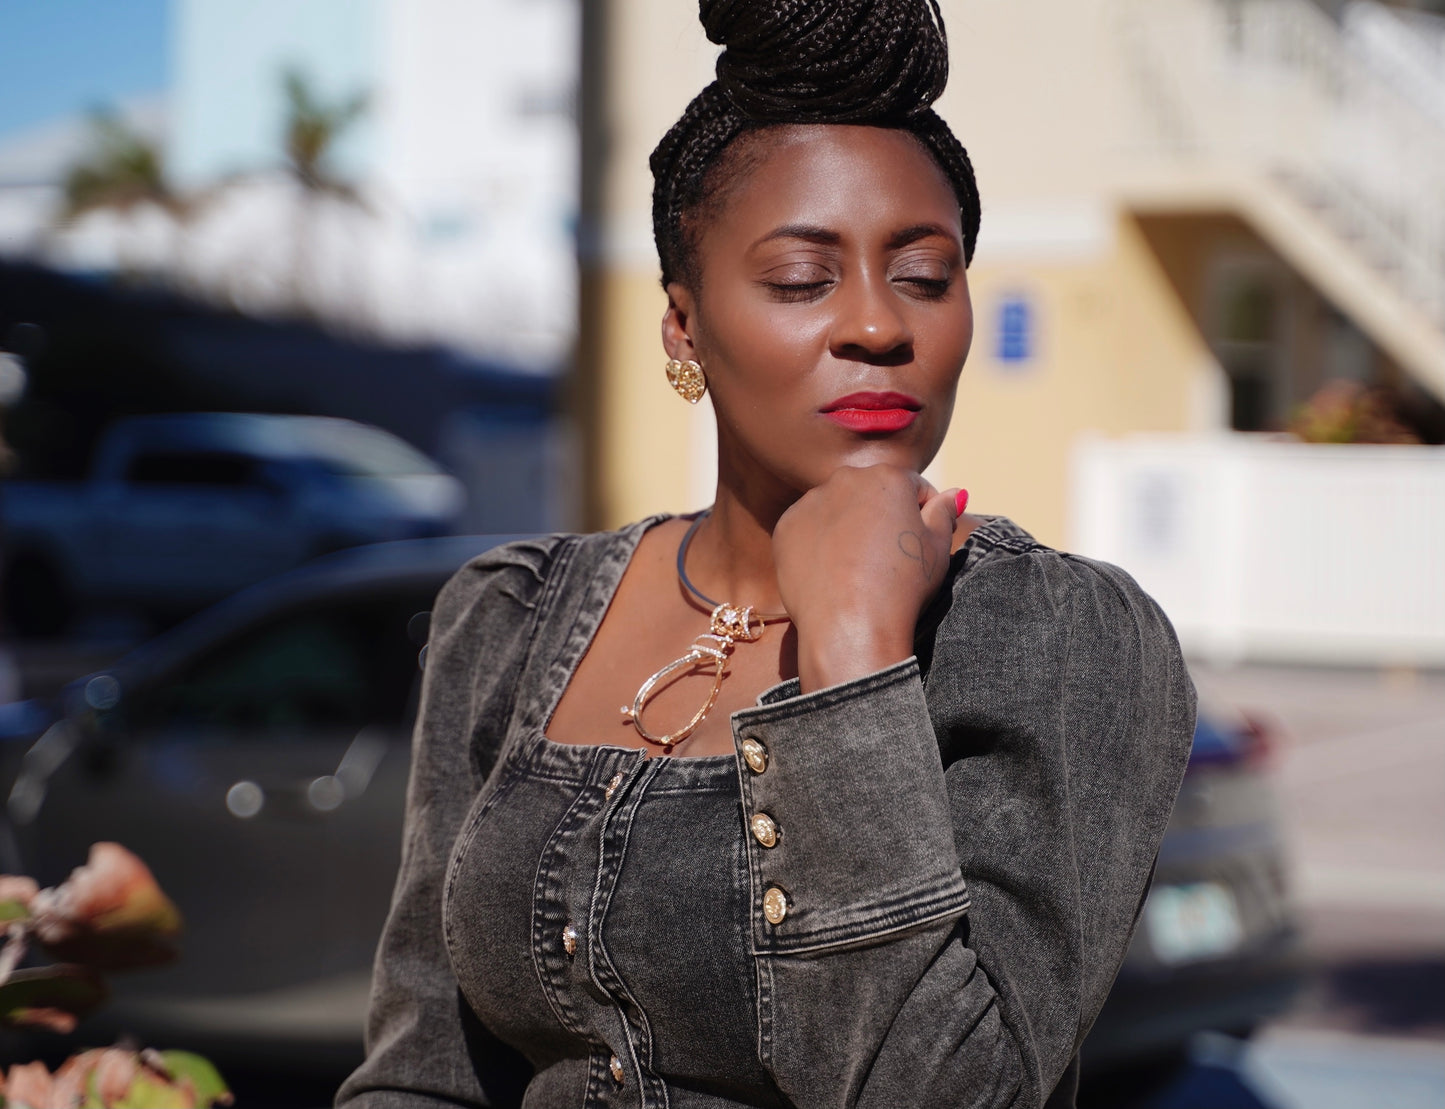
[1145,882,1244,965]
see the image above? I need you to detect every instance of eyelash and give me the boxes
[764,277,951,302]
[765,281,832,303]
[904,278,951,300]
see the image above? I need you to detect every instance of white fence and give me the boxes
[1070,434,1445,666]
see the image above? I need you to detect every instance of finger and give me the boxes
[914,472,939,507]
[920,486,958,542]
[928,487,966,520]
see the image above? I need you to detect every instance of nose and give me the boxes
[829,275,913,363]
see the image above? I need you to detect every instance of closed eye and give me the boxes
[899,277,951,299]
[763,281,834,303]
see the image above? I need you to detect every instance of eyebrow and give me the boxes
[885,222,957,250]
[752,224,842,249]
[751,222,957,251]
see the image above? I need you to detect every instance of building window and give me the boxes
[1211,267,1283,432]
[995,294,1033,365]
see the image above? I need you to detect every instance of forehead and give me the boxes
[705,124,961,244]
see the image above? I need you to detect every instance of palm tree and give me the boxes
[62,110,180,221]
[282,68,368,197]
[58,110,188,277]
[280,68,369,312]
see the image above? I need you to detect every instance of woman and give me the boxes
[338,2,1195,1107]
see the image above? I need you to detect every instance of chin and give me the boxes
[813,438,934,479]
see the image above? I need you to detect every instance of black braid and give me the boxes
[651,0,981,290]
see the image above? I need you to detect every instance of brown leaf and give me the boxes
[5,1061,54,1109]
[93,1048,141,1104]
[0,875,39,911]
[9,1005,79,1034]
[50,1049,107,1108]
[32,844,182,971]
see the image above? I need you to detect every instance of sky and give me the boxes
[0,0,169,140]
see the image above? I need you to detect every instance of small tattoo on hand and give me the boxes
[897,530,937,580]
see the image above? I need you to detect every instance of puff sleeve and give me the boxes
[728,545,1196,1108]
[335,539,569,1109]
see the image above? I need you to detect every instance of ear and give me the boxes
[661,282,699,363]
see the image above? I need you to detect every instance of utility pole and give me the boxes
[572,0,715,530]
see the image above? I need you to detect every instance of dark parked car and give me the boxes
[0,535,516,1069]
[1084,703,1305,1079]
[0,538,1301,1078]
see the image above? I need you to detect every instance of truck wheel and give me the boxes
[2,554,72,640]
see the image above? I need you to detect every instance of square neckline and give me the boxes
[535,511,741,765]
[528,509,1016,764]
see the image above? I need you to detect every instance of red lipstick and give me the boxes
[820,391,921,433]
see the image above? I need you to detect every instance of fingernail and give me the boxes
[954,489,970,516]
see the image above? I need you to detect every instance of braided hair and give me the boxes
[650,0,981,291]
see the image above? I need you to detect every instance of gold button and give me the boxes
[749,812,779,848]
[561,923,578,957]
[609,1054,624,1085]
[741,738,768,773]
[762,886,788,925]
[605,772,623,800]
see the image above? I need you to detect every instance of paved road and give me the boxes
[1192,663,1445,1026]
[1162,663,1445,1109]
[1081,1029,1445,1109]
[1192,663,1445,928]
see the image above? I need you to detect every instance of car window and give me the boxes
[302,424,442,478]
[125,451,264,488]
[125,591,432,734]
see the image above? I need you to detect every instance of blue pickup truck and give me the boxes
[0,413,465,637]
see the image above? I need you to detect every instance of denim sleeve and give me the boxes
[729,550,1196,1109]
[335,540,563,1109]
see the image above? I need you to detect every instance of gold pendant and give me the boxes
[622,603,765,752]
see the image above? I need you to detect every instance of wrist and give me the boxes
[796,622,914,693]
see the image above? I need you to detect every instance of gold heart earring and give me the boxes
[665,358,706,404]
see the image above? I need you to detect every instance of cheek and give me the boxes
[700,299,831,397]
[926,295,974,380]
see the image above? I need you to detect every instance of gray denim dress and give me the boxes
[336,515,1196,1109]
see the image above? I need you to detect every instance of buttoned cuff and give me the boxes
[729,658,971,955]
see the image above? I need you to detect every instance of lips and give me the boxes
[819,391,921,433]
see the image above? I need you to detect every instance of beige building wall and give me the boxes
[580,0,1219,543]
[939,215,1214,546]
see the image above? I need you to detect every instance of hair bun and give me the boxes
[700,0,948,123]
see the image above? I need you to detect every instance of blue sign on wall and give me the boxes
[995,293,1034,366]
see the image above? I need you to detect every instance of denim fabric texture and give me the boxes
[336,515,1197,1109]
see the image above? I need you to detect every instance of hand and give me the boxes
[773,464,962,692]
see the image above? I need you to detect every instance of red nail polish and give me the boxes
[954,489,970,516]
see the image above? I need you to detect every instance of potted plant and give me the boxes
[0,843,231,1108]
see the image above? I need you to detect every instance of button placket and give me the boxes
[738,727,790,930]
[529,758,620,1041]
[588,757,670,1107]
[741,728,793,929]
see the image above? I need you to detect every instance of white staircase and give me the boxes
[1114,0,1445,398]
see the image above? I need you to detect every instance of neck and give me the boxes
[686,452,799,615]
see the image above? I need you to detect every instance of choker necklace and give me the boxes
[621,512,790,753]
